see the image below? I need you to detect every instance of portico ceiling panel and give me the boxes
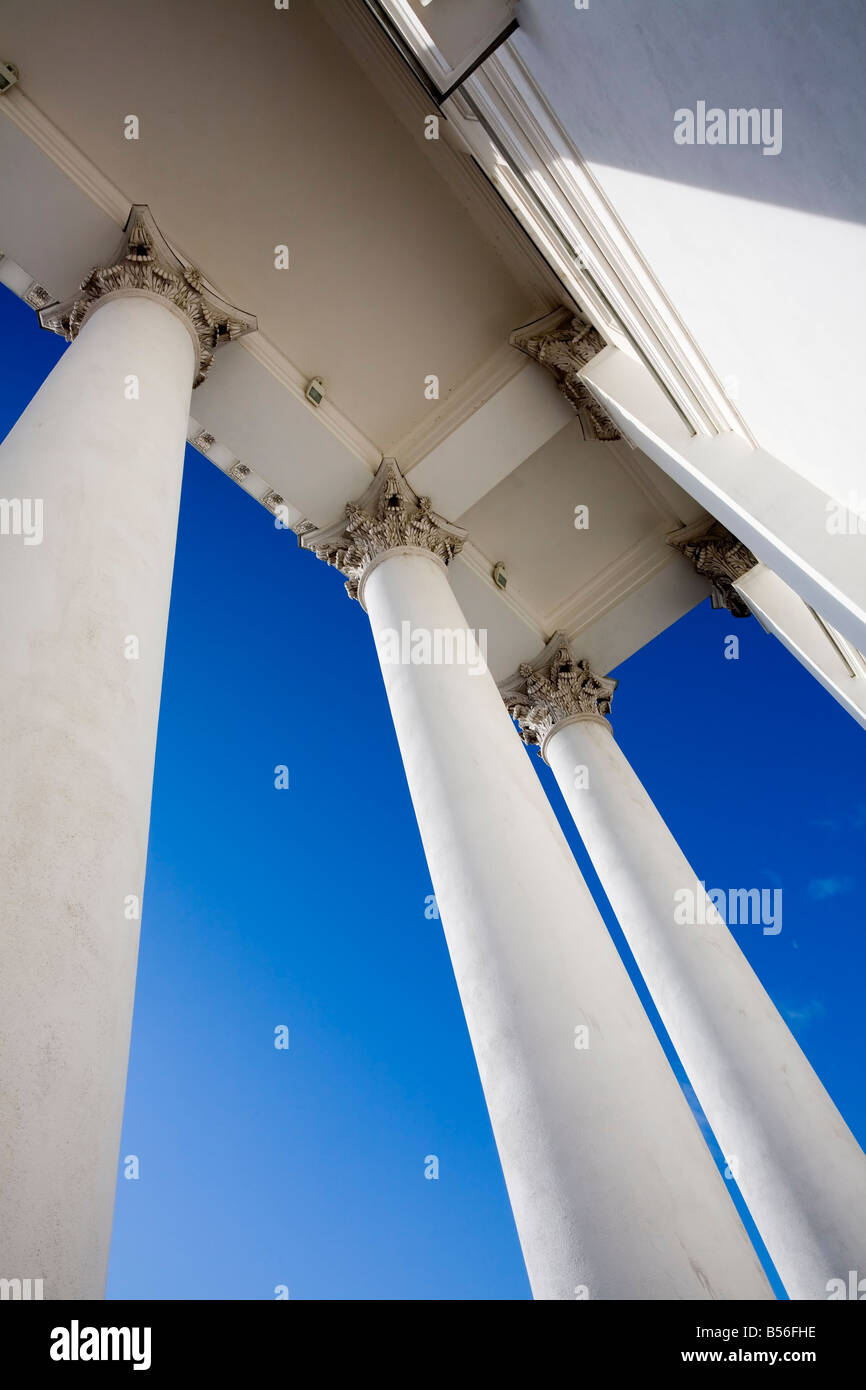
[0,0,713,679]
[192,343,371,529]
[458,419,665,624]
[0,117,119,303]
[0,0,537,448]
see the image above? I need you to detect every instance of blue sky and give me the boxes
[3,283,864,1299]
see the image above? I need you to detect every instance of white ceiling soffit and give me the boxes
[0,13,709,677]
[192,346,372,529]
[0,113,121,301]
[407,358,573,519]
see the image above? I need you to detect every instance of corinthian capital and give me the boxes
[510,307,620,441]
[667,518,757,618]
[300,459,466,602]
[500,632,618,752]
[39,205,256,387]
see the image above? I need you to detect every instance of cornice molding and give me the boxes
[510,307,620,441]
[300,458,467,602]
[395,341,528,470]
[466,48,752,441]
[667,517,757,618]
[318,0,560,313]
[544,523,679,638]
[500,632,617,752]
[0,86,130,223]
[240,331,382,470]
[455,521,686,655]
[366,5,752,441]
[185,415,311,528]
[38,205,257,388]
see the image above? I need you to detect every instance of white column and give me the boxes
[505,636,866,1299]
[0,207,254,1298]
[303,461,772,1301]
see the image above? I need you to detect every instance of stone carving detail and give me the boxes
[193,429,216,453]
[38,205,256,388]
[510,307,620,441]
[24,282,52,309]
[500,632,618,750]
[261,489,286,513]
[301,458,466,602]
[228,462,251,482]
[667,518,757,618]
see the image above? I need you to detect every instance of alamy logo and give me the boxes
[0,1276,43,1299]
[826,492,866,535]
[50,1320,152,1371]
[674,879,782,935]
[0,497,43,545]
[674,102,782,156]
[826,1271,866,1300]
[377,622,488,676]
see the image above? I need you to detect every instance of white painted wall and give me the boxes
[514,0,866,501]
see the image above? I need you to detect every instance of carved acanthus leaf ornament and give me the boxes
[510,307,620,441]
[300,459,466,602]
[500,632,618,750]
[667,518,757,618]
[39,205,256,388]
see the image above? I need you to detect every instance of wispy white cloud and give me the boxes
[807,875,855,900]
[784,999,826,1025]
[810,804,866,834]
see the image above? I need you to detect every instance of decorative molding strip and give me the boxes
[185,416,309,528]
[23,281,53,309]
[395,341,529,470]
[261,488,287,515]
[457,539,545,639]
[0,250,55,308]
[240,331,382,471]
[192,429,216,454]
[467,50,752,440]
[369,2,753,441]
[500,631,617,750]
[474,51,742,433]
[667,517,757,618]
[807,607,866,682]
[38,205,257,389]
[301,458,466,602]
[510,306,620,441]
[545,523,680,638]
[455,522,684,651]
[322,0,560,311]
[0,86,130,223]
